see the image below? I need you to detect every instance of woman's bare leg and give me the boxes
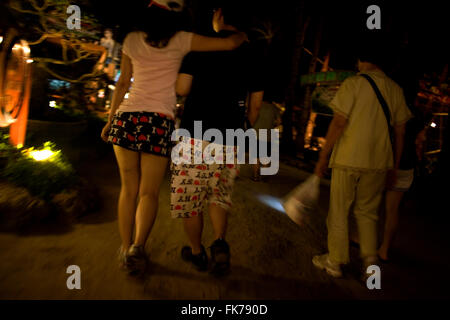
[183,214,204,255]
[379,190,404,260]
[209,204,228,240]
[134,152,168,247]
[113,145,140,252]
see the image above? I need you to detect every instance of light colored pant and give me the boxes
[328,168,387,264]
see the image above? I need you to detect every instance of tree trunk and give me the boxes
[295,16,324,157]
[281,1,309,154]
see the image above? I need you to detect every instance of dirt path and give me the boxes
[0,150,448,299]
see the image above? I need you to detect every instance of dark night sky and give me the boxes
[87,0,448,95]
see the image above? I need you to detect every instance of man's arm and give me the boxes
[314,112,348,177]
[247,91,264,126]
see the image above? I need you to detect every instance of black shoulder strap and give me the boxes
[360,74,394,145]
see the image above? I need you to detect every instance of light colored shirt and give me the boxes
[118,31,193,118]
[329,70,412,171]
[100,38,115,57]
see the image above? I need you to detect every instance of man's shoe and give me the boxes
[126,245,148,276]
[181,246,208,272]
[210,239,230,277]
[312,254,343,278]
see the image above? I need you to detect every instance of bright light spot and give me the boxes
[255,194,286,213]
[108,84,116,90]
[13,44,20,50]
[26,59,34,64]
[0,112,17,126]
[124,93,129,99]
[23,45,30,55]
[49,101,56,108]
[30,149,54,161]
[0,36,3,44]
[17,144,23,149]
[98,90,105,98]
[430,122,437,128]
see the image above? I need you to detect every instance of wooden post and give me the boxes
[9,66,31,147]
[295,16,324,156]
[281,0,309,154]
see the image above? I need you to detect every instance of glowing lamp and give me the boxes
[30,149,55,161]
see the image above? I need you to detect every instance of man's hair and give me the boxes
[213,0,251,32]
[356,32,391,69]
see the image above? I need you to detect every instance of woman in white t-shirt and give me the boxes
[100,0,247,276]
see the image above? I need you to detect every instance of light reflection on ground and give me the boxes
[255,194,286,213]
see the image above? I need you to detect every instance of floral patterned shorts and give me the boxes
[108,111,174,157]
[170,139,240,219]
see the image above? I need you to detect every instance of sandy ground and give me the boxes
[0,148,449,300]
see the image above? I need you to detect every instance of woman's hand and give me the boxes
[101,121,112,143]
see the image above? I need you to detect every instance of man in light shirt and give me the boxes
[312,38,412,279]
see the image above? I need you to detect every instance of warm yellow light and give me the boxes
[49,101,56,108]
[0,36,3,44]
[430,122,437,128]
[23,45,31,55]
[17,144,23,149]
[26,59,34,64]
[30,149,55,161]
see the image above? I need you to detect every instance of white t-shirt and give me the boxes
[329,70,412,171]
[118,31,194,118]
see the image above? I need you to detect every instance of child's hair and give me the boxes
[136,5,189,49]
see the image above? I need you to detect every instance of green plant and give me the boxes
[1,142,79,200]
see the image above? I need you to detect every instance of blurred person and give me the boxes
[312,35,412,279]
[100,0,247,276]
[252,94,282,181]
[378,55,427,261]
[100,28,121,78]
[172,0,264,276]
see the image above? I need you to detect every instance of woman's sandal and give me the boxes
[126,245,149,276]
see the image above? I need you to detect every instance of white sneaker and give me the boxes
[312,254,343,278]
